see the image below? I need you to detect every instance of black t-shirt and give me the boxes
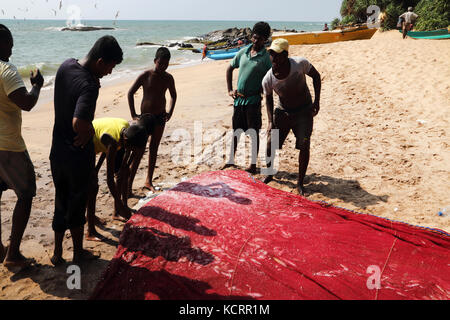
[50,58,100,162]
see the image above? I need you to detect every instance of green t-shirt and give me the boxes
[230,45,272,106]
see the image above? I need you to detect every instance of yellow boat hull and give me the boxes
[272,28,378,45]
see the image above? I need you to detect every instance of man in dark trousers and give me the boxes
[49,36,123,266]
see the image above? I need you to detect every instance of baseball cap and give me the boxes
[268,38,289,54]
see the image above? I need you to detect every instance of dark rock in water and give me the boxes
[179,43,193,48]
[185,38,202,44]
[168,42,178,47]
[136,42,163,46]
[61,26,115,32]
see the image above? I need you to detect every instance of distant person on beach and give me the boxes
[0,24,44,269]
[127,47,177,193]
[224,21,272,174]
[323,23,329,31]
[261,38,321,196]
[86,118,148,241]
[49,35,123,266]
[400,7,418,39]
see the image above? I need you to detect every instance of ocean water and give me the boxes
[0,19,326,88]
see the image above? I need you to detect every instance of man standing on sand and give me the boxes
[400,7,418,39]
[224,21,272,174]
[261,38,321,196]
[0,24,44,269]
[49,35,123,266]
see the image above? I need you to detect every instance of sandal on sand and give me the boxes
[50,255,67,267]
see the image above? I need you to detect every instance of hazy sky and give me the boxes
[0,0,342,21]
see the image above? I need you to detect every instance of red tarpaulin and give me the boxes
[91,170,450,300]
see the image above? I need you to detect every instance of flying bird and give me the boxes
[115,11,119,19]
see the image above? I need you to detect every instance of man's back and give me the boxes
[92,117,129,154]
[400,11,418,24]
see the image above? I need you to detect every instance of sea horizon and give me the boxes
[0,19,329,90]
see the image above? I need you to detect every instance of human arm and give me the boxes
[7,70,44,112]
[265,94,274,133]
[127,73,145,120]
[226,64,238,99]
[307,65,321,117]
[73,117,94,147]
[72,84,99,147]
[165,75,177,122]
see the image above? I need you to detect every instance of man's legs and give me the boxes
[128,147,145,196]
[297,140,311,196]
[245,103,262,174]
[5,196,33,264]
[144,124,165,192]
[402,22,408,39]
[86,173,102,241]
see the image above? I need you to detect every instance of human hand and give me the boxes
[228,90,238,100]
[73,126,94,147]
[311,101,320,117]
[30,69,44,88]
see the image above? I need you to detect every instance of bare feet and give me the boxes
[50,255,66,267]
[245,164,257,174]
[221,163,236,170]
[72,249,100,264]
[143,183,157,193]
[0,245,7,263]
[86,231,106,242]
[3,252,36,271]
[94,216,107,227]
[297,184,307,196]
[112,215,128,222]
[262,175,274,184]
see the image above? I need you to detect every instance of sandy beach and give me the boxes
[0,30,449,299]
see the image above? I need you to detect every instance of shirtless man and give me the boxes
[261,38,321,195]
[127,47,177,193]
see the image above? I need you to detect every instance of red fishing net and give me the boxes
[91,170,450,300]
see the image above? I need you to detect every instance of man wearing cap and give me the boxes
[261,38,321,196]
[399,7,418,39]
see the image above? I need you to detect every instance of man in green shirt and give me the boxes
[224,22,272,174]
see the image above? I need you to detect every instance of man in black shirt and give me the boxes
[50,36,123,265]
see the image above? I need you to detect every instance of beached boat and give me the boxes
[402,28,448,37]
[399,28,450,39]
[272,27,378,45]
[203,45,247,60]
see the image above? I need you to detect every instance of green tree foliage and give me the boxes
[337,0,449,30]
[415,0,450,30]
